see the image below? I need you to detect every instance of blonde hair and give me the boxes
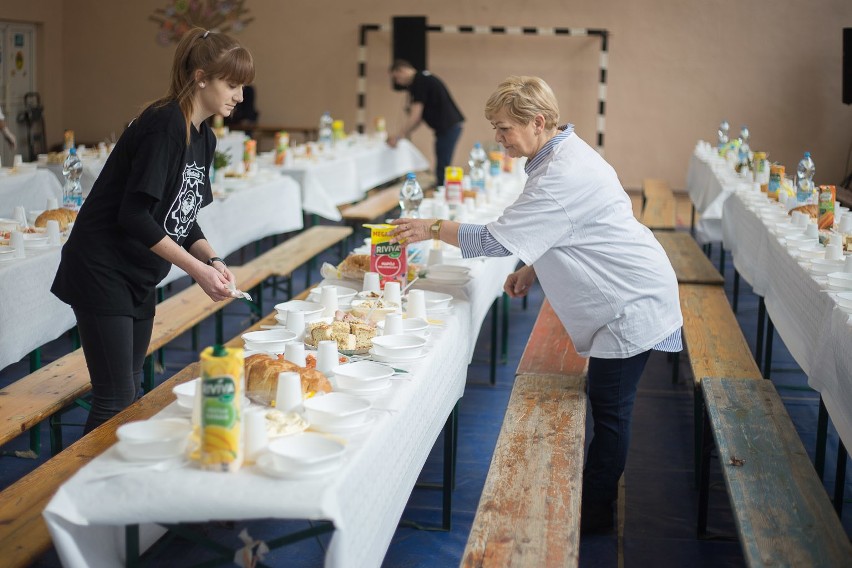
[484,76,559,130]
[152,28,255,144]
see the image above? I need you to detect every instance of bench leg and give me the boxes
[49,415,62,455]
[306,257,314,289]
[30,424,41,456]
[694,386,705,487]
[501,292,510,364]
[126,525,141,568]
[191,325,199,353]
[755,297,766,370]
[690,204,696,236]
[762,317,774,380]
[29,348,42,372]
[732,270,740,313]
[834,440,848,518]
[490,298,498,385]
[287,276,293,300]
[816,396,829,479]
[143,355,155,393]
[697,402,713,537]
[718,245,725,277]
[71,325,81,350]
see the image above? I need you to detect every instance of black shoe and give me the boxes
[581,500,614,535]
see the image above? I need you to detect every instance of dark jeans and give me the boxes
[74,308,154,433]
[434,122,463,187]
[582,349,652,504]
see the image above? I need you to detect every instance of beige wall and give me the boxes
[11,0,852,188]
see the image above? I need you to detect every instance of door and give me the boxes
[0,22,37,164]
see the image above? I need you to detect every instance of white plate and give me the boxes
[255,453,341,479]
[426,274,471,285]
[334,382,393,398]
[310,413,377,435]
[368,348,427,363]
[176,394,251,411]
[114,441,186,462]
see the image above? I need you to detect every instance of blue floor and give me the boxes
[2,228,851,567]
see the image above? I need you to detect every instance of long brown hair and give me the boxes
[152,28,255,144]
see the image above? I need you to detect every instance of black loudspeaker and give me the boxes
[844,28,852,105]
[393,16,427,71]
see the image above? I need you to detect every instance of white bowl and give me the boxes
[810,259,845,275]
[784,233,816,247]
[827,272,852,290]
[428,264,470,275]
[376,317,429,337]
[267,432,345,471]
[370,334,427,358]
[274,300,325,323]
[115,418,191,461]
[172,379,198,408]
[834,292,852,310]
[303,392,372,428]
[795,246,825,260]
[308,285,358,306]
[420,291,453,309]
[332,361,394,390]
[242,329,298,353]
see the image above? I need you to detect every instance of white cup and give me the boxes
[285,309,306,340]
[805,222,819,239]
[14,206,27,227]
[778,191,788,206]
[406,289,428,320]
[316,340,339,375]
[10,231,25,258]
[427,248,444,266]
[46,197,59,210]
[842,215,852,234]
[320,286,339,317]
[275,371,302,412]
[826,244,844,261]
[284,341,306,367]
[243,407,268,463]
[13,154,22,168]
[383,313,404,336]
[362,272,381,294]
[46,220,61,245]
[383,281,401,307]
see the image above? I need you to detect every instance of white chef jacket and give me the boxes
[488,132,683,358]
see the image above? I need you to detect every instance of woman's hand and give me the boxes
[191,263,233,302]
[504,265,536,298]
[389,218,434,244]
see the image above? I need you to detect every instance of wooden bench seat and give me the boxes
[462,300,588,567]
[640,178,676,230]
[0,227,350,455]
[0,288,315,568]
[699,377,852,565]
[340,184,403,224]
[654,231,724,286]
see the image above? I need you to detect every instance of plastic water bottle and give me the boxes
[468,142,488,192]
[318,111,333,147]
[717,120,730,148]
[737,125,751,174]
[796,152,816,206]
[399,172,423,218]
[62,147,83,209]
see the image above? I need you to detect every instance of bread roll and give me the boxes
[244,353,332,406]
[34,208,78,231]
[788,204,818,219]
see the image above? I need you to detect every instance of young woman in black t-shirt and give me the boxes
[52,28,255,432]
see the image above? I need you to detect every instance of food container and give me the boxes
[827,272,852,290]
[267,432,345,472]
[115,418,191,461]
[274,300,325,324]
[376,317,429,337]
[303,392,372,428]
[332,361,394,390]
[370,334,427,358]
[242,329,298,353]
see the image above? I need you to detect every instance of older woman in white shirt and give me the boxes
[391,76,683,534]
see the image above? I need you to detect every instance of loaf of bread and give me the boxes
[34,208,77,231]
[788,204,818,219]
[244,354,332,406]
[337,254,371,279]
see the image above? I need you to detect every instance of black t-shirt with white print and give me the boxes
[52,101,215,318]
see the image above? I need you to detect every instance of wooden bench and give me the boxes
[0,227,350,457]
[654,231,724,286]
[462,300,588,567]
[0,289,315,568]
[640,178,676,231]
[341,183,403,225]
[698,377,852,565]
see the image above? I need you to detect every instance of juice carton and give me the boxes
[199,344,244,472]
[243,139,257,175]
[818,185,836,230]
[274,131,289,166]
[366,223,407,288]
[444,167,463,206]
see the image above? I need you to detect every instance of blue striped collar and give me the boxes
[524,124,574,173]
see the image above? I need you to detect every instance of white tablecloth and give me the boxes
[721,186,852,449]
[0,169,63,217]
[270,138,430,221]
[686,142,753,244]
[0,173,303,371]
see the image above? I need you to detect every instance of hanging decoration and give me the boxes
[149,0,254,46]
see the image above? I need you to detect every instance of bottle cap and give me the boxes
[804,152,810,158]
[212,344,227,357]
[406,172,416,180]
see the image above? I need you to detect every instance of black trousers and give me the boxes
[73,308,154,433]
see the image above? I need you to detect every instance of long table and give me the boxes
[720,180,852,450]
[0,168,63,217]
[42,176,527,568]
[0,173,303,372]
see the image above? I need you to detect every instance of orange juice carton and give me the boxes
[818,185,836,230]
[243,139,257,174]
[274,131,289,166]
[444,166,463,205]
[366,223,407,288]
[199,344,244,472]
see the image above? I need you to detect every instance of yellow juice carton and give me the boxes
[444,166,463,205]
[199,345,244,472]
[366,223,407,287]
